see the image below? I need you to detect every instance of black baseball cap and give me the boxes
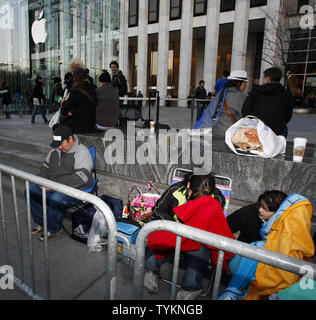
[50,125,73,148]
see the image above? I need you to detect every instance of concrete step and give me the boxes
[0,146,43,173]
[0,137,50,157]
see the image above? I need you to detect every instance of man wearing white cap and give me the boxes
[29,124,93,240]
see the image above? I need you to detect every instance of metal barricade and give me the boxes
[0,163,118,300]
[133,220,316,300]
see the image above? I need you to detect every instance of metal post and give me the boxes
[191,97,195,128]
[155,91,160,131]
[212,250,224,300]
[170,236,182,300]
[0,172,9,265]
[11,176,24,282]
[25,181,36,295]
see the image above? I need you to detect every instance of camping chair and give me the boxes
[159,167,233,297]
[67,145,98,209]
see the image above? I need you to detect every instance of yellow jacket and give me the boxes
[245,199,315,300]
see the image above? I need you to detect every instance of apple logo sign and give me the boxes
[31,11,47,44]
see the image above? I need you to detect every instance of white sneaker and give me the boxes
[144,270,159,294]
[176,289,201,300]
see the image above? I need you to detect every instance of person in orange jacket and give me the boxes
[219,192,315,300]
[144,173,235,300]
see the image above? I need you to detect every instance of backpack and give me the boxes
[193,88,228,129]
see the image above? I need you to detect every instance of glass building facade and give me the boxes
[0,0,119,112]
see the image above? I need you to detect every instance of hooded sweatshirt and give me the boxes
[242,82,294,137]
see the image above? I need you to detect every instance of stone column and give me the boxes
[137,0,148,96]
[231,0,250,72]
[157,0,170,106]
[203,0,221,93]
[178,0,194,106]
[119,0,129,83]
[260,0,286,83]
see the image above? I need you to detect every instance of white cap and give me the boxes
[228,70,248,82]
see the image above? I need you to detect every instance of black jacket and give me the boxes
[194,86,207,101]
[2,90,12,105]
[242,82,294,137]
[60,85,97,134]
[30,81,45,104]
[112,70,127,97]
[51,83,64,105]
[226,204,264,244]
[151,182,226,222]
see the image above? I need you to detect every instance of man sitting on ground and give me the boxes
[29,124,93,240]
[95,71,120,130]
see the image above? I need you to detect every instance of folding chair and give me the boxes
[159,167,233,296]
[67,145,98,209]
[171,168,232,217]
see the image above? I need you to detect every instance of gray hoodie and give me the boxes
[40,135,94,190]
[212,87,246,138]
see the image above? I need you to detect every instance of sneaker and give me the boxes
[144,270,159,294]
[39,230,62,241]
[176,289,201,300]
[31,225,44,235]
[31,121,35,125]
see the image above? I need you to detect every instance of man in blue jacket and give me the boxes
[29,125,93,240]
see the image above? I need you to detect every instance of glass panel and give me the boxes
[148,0,159,24]
[170,0,181,20]
[308,50,316,62]
[290,28,310,40]
[220,0,236,12]
[288,63,306,74]
[289,39,309,51]
[194,0,207,16]
[288,51,308,63]
[129,0,138,27]
[306,63,316,73]
[250,0,267,7]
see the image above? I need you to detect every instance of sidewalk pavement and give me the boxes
[0,108,315,146]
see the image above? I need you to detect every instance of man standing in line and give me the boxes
[194,80,207,121]
[109,61,128,98]
[242,67,294,137]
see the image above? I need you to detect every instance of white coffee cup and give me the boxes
[293,137,307,162]
[150,121,156,133]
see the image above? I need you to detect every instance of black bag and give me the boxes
[71,194,123,243]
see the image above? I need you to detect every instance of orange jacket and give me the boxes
[245,199,315,300]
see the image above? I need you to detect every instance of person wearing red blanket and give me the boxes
[144,174,235,300]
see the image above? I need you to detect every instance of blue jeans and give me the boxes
[31,104,48,123]
[145,245,210,291]
[28,184,74,233]
[196,103,206,121]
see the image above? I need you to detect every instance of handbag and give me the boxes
[128,181,161,222]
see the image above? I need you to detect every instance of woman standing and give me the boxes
[30,76,48,124]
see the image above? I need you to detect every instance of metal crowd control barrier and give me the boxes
[133,220,316,300]
[0,163,118,300]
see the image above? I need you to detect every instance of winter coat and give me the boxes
[194,86,207,101]
[30,81,45,105]
[95,83,120,127]
[2,90,12,105]
[60,85,97,133]
[242,82,294,137]
[147,196,235,270]
[150,182,226,222]
[40,135,93,190]
[112,70,127,97]
[244,195,315,300]
[227,204,264,244]
[212,87,246,137]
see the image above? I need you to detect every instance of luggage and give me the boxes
[71,194,123,244]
